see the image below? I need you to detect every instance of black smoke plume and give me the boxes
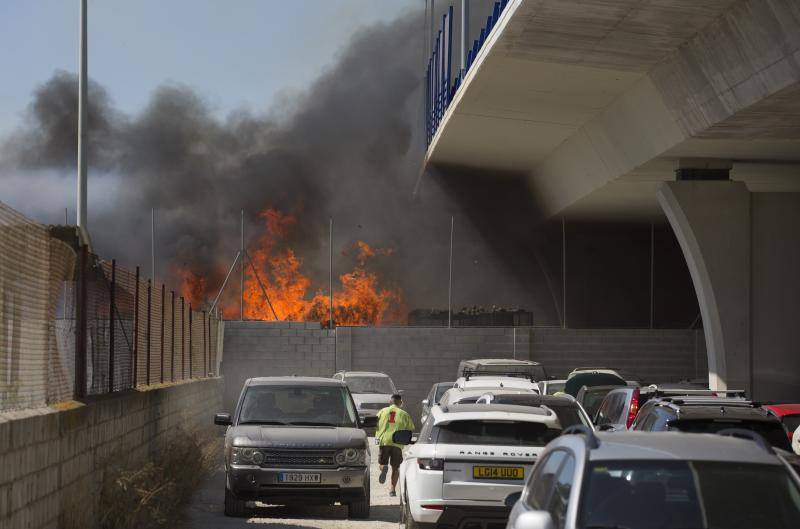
[0,11,560,324]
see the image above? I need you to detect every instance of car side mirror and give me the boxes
[516,510,556,529]
[361,415,378,428]
[504,491,522,508]
[392,429,414,445]
[214,413,232,426]
[421,399,429,407]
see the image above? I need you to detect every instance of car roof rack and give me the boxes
[463,369,536,382]
[658,396,754,407]
[652,388,746,398]
[561,424,600,449]
[715,428,774,454]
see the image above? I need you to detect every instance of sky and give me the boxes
[0,0,419,137]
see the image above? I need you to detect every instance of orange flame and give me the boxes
[176,266,207,308]
[179,208,405,326]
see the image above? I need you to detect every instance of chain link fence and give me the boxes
[0,201,220,412]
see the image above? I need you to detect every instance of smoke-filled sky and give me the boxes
[0,1,560,324]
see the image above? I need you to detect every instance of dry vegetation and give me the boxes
[97,428,221,529]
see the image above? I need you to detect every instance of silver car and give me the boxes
[333,370,398,421]
[214,377,376,518]
[505,428,800,529]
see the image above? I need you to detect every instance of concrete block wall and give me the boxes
[221,321,335,411]
[221,322,708,424]
[0,378,222,529]
[531,328,708,382]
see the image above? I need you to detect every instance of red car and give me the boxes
[764,404,800,441]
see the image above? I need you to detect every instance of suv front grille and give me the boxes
[260,450,337,468]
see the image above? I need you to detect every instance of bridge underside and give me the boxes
[425,0,800,399]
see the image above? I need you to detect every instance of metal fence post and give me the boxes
[160,283,165,383]
[203,310,207,377]
[146,279,152,385]
[133,266,139,387]
[74,245,88,399]
[189,304,193,379]
[108,259,116,393]
[171,291,175,382]
[181,297,185,380]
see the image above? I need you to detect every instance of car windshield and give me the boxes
[669,418,792,451]
[435,383,455,403]
[238,385,358,428]
[435,420,560,446]
[579,460,800,529]
[344,376,394,394]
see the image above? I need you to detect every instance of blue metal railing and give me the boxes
[425,0,510,147]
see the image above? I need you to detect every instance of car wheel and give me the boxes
[347,477,371,519]
[224,485,248,517]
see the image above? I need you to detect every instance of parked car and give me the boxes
[398,402,568,528]
[474,392,594,430]
[632,393,793,451]
[593,386,655,431]
[764,403,800,442]
[457,358,548,381]
[420,381,455,424]
[333,370,398,422]
[214,377,376,518]
[505,428,800,529]
[575,384,627,422]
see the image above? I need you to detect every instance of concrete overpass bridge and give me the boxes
[424,0,800,400]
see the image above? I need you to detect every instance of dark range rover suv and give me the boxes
[215,377,377,518]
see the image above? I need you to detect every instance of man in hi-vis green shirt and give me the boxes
[376,393,414,497]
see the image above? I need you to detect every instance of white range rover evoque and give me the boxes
[398,398,591,529]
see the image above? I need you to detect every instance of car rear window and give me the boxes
[435,420,560,446]
[581,388,614,419]
[669,418,792,451]
[783,414,800,434]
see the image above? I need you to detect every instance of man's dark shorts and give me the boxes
[379,446,403,468]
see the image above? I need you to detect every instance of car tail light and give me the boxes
[421,504,445,510]
[418,458,444,471]
[626,387,640,429]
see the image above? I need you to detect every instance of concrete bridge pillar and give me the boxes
[658,181,800,401]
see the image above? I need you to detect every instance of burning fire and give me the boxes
[180,209,406,326]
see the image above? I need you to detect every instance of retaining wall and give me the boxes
[0,378,222,529]
[222,322,707,423]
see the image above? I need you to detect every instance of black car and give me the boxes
[632,394,792,451]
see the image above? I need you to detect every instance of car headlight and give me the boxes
[231,446,263,465]
[335,447,367,466]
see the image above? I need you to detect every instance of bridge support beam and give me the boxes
[658,180,800,400]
